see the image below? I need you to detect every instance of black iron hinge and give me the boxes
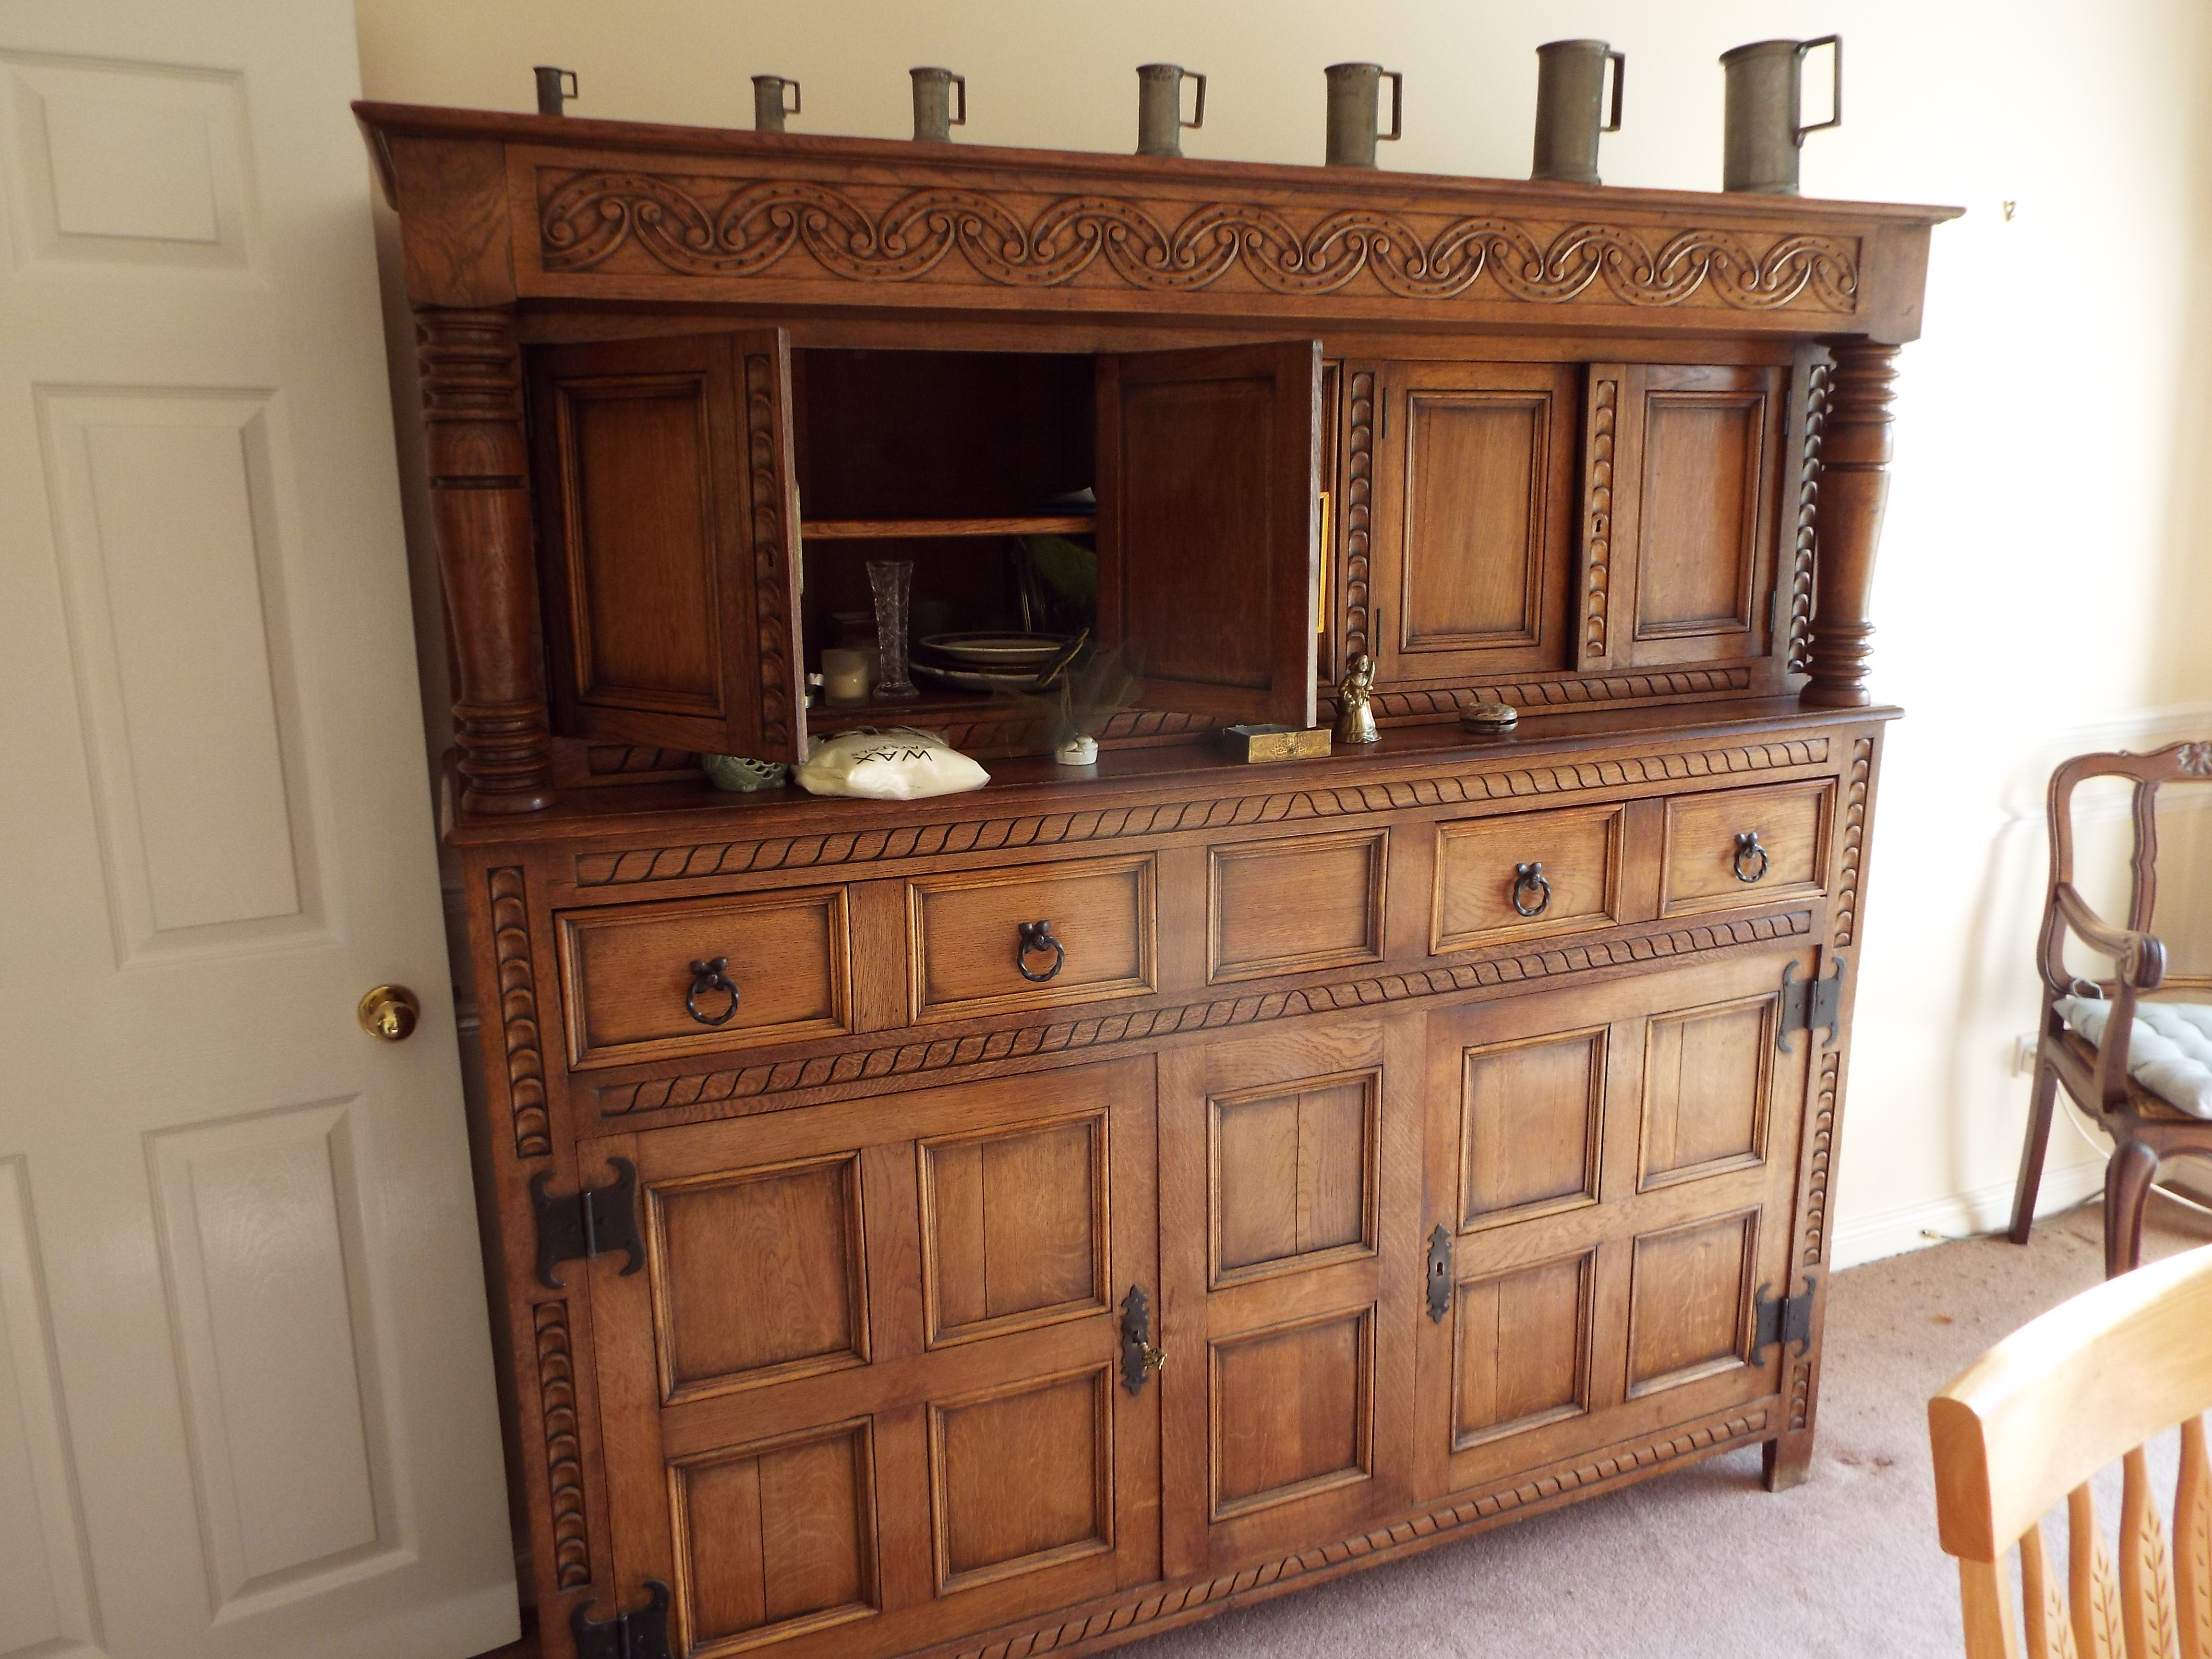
[1426,1224,1454,1322]
[572,1582,671,1659]
[1751,1275,1819,1364]
[1777,953,1848,1052]
[532,1158,644,1290]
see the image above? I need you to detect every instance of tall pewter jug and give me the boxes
[1720,36,1841,194]
[911,66,967,142]
[533,66,577,116]
[1135,63,1205,157]
[1531,39,1624,185]
[752,74,800,132]
[1323,62,1402,168]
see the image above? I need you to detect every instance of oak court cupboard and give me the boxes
[356,97,1952,1659]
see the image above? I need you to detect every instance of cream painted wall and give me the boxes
[353,0,2212,1267]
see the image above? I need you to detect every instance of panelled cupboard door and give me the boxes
[1096,341,1322,729]
[1157,1018,1422,1578]
[526,329,808,762]
[585,1058,1160,1659]
[1413,946,1812,1502]
[1370,361,1579,686]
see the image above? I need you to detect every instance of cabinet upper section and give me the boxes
[356,104,1957,345]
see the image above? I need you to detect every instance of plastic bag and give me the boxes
[793,727,990,801]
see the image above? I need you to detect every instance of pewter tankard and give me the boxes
[1720,35,1841,194]
[911,66,967,142]
[1135,63,1206,157]
[752,74,800,132]
[533,66,576,116]
[1531,39,1623,185]
[1323,62,1402,168]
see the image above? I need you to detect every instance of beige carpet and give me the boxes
[1130,1197,2212,1659]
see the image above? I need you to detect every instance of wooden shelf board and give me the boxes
[801,516,1095,540]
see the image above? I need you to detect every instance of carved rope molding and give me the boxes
[574,737,1827,887]
[599,909,1813,1115]
[533,1301,591,1591]
[1364,667,1751,721]
[1342,371,1375,664]
[1788,359,1835,675]
[489,867,551,1158]
[536,171,1860,313]
[742,351,798,753]
[951,1409,1767,1659]
[1582,374,1619,661]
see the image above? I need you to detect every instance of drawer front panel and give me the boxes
[557,888,852,1068]
[1660,780,1833,916]
[1431,803,1624,952]
[909,854,1157,1022]
[1208,828,1388,985]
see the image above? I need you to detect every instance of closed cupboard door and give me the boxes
[527,328,808,762]
[1157,1019,1422,1576]
[585,1059,1160,1659]
[1414,947,1813,1501]
[1096,341,1322,729]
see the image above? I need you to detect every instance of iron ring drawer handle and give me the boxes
[685,957,741,1026]
[1733,831,1770,885]
[1512,862,1551,918]
[1016,920,1066,983]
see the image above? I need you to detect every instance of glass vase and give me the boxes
[865,559,918,701]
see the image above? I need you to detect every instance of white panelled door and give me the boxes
[0,4,517,1658]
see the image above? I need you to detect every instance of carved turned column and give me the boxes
[417,306,554,811]
[1800,339,1899,708]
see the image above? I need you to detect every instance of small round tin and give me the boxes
[1460,701,1520,735]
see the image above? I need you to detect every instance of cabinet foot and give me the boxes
[1762,1431,1814,1491]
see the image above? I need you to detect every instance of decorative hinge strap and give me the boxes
[1119,1284,1166,1395]
[1425,1224,1454,1323]
[1751,1275,1820,1364]
[1777,953,1848,1052]
[572,1581,671,1659]
[532,1158,644,1290]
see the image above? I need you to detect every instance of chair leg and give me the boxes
[2009,1059,2064,1245]
[2105,1135,2160,1276]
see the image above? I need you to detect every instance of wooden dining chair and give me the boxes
[2009,741,2212,1275]
[1930,1240,2212,1659]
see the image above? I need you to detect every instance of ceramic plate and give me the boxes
[919,631,1074,667]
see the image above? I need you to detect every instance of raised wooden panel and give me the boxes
[1459,1027,1607,1228]
[1209,1307,1373,1519]
[1210,1071,1378,1283]
[1635,393,1762,636]
[1661,780,1834,916]
[1452,1251,1594,1449]
[921,1111,1108,1345]
[647,1154,868,1405]
[559,888,851,1067]
[1208,829,1387,984]
[1431,803,1623,951]
[557,376,721,711]
[1401,391,1549,649]
[908,854,1156,1022]
[1626,1210,1758,1398]
[671,1420,878,1655]
[929,1367,1113,1592]
[1639,995,1776,1189]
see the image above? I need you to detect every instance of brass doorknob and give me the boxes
[358,984,421,1041]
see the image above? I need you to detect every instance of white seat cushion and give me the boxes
[2054,997,2212,1118]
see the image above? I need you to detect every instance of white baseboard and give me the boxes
[1832,1158,2107,1270]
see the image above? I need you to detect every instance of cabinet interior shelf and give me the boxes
[800,515,1096,540]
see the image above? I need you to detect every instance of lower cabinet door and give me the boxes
[582,1057,1160,1659]
[1413,945,1815,1501]
[1157,1017,1424,1577]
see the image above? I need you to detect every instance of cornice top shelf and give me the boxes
[802,516,1095,540]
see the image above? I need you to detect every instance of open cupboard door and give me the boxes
[526,329,808,763]
[1097,341,1322,729]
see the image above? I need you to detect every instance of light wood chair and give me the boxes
[2009,741,2212,1275]
[1929,1240,2212,1659]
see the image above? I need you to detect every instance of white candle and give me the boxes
[820,647,871,705]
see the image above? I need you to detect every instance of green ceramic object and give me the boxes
[702,754,790,792]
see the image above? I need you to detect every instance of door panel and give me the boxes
[528,329,807,761]
[1097,341,1321,727]
[1416,947,1814,1502]
[589,1059,1158,1659]
[1160,1019,1419,1577]
[1371,361,1577,685]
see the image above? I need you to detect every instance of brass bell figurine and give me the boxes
[1334,653,1379,745]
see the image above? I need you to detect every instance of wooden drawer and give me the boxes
[1431,803,1624,952]
[908,854,1156,1022]
[557,887,852,1068]
[1659,780,1833,917]
[1208,828,1388,985]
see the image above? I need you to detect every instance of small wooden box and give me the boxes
[1218,724,1333,764]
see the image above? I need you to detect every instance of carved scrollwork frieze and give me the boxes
[534,169,1859,314]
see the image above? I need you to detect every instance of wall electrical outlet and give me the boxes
[2011,1034,2041,1077]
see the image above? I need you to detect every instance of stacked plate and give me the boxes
[912,632,1079,692]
